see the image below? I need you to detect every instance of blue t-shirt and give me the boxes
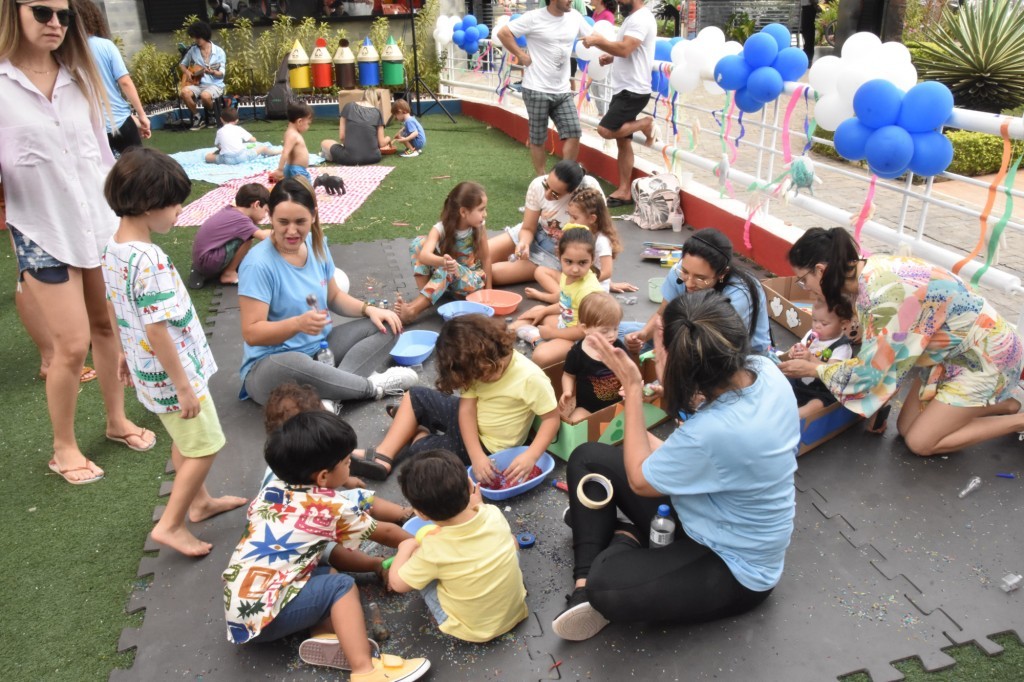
[180,43,227,88]
[401,115,426,150]
[661,268,771,354]
[641,355,799,592]
[238,234,336,394]
[88,36,132,130]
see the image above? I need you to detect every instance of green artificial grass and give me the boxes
[2,113,1022,681]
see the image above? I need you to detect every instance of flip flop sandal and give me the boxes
[866,403,892,434]
[349,447,394,481]
[80,366,97,383]
[107,428,157,452]
[48,458,104,485]
[606,197,634,208]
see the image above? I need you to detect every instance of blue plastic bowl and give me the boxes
[437,300,494,321]
[467,447,556,501]
[390,330,439,366]
[402,516,436,536]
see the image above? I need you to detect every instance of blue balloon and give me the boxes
[477,24,489,39]
[734,87,764,113]
[670,36,684,45]
[898,81,954,133]
[452,29,465,46]
[655,38,673,63]
[743,33,779,69]
[865,125,915,177]
[464,26,479,43]
[833,118,873,161]
[746,66,784,103]
[453,21,463,32]
[762,23,792,51]
[772,47,808,82]
[462,15,477,28]
[713,55,751,91]
[516,34,527,48]
[510,13,521,19]
[853,79,904,130]
[584,16,595,26]
[909,131,954,176]
[651,69,669,97]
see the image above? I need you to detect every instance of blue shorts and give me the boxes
[216,149,256,165]
[284,164,312,183]
[250,565,354,643]
[9,225,69,284]
[503,223,561,270]
[421,581,449,626]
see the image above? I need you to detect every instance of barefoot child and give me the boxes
[395,182,492,324]
[389,450,528,642]
[527,189,630,303]
[223,411,430,680]
[189,183,271,288]
[787,299,854,420]
[559,292,628,422]
[271,100,314,183]
[392,99,426,158]
[101,148,246,556]
[513,226,604,369]
[350,315,560,486]
[204,107,280,164]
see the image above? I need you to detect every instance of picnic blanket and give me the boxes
[169,147,326,185]
[175,166,394,227]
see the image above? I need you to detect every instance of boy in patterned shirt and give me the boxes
[101,148,246,557]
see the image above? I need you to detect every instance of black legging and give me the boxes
[107,116,142,156]
[567,442,772,624]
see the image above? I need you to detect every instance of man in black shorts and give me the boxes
[581,0,657,206]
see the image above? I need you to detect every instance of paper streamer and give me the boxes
[852,174,877,249]
[780,86,807,167]
[577,473,613,509]
[972,147,1023,287]
[802,88,815,156]
[953,119,1013,277]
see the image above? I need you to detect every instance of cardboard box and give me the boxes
[536,359,670,462]
[775,349,864,455]
[762,276,817,340]
[336,88,392,125]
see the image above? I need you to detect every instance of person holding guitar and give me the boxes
[178,21,225,130]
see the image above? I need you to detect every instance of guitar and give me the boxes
[180,63,222,88]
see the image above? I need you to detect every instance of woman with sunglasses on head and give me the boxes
[780,227,1024,456]
[622,228,771,356]
[1,0,155,485]
[488,159,604,286]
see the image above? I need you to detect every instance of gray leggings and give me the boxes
[244,318,393,405]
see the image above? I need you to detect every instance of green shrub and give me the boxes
[815,1,838,46]
[129,43,179,106]
[945,130,1024,177]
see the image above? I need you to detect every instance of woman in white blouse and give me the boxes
[0,0,154,484]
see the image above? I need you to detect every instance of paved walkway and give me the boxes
[446,74,1024,323]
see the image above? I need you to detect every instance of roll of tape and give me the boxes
[577,473,613,510]
[517,532,536,548]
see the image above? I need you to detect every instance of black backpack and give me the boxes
[264,55,291,120]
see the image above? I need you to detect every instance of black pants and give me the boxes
[107,116,142,156]
[800,3,820,62]
[567,442,772,624]
[405,387,489,465]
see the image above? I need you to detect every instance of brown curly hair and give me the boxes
[263,382,324,433]
[435,315,515,394]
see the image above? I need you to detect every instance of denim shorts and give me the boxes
[421,580,449,626]
[216,149,255,165]
[503,223,561,270]
[250,565,355,643]
[9,225,69,284]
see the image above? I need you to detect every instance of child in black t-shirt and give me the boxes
[559,292,629,422]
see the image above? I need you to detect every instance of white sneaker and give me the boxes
[368,366,418,399]
[399,149,420,158]
[321,399,342,415]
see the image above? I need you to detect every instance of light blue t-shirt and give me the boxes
[641,355,799,592]
[661,268,771,354]
[238,234,336,394]
[180,43,227,88]
[88,36,132,130]
[401,115,426,150]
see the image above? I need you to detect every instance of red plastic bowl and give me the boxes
[467,290,522,316]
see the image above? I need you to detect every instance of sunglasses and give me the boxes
[541,178,561,200]
[27,5,75,27]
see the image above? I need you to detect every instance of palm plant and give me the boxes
[914,0,1024,114]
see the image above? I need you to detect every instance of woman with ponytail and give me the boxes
[781,227,1024,456]
[552,291,799,642]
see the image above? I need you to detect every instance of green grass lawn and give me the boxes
[1,114,1022,681]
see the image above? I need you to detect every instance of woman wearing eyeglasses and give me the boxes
[488,159,603,286]
[1,0,155,484]
[780,227,1024,455]
[623,228,771,356]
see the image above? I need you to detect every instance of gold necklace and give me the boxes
[14,62,57,75]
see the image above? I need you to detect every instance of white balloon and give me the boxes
[891,60,919,92]
[836,63,873,104]
[697,26,726,47]
[594,19,616,39]
[333,268,349,294]
[683,40,705,70]
[703,79,724,95]
[879,40,911,65]
[576,42,599,62]
[808,55,842,96]
[813,93,854,131]
[841,32,882,61]
[722,40,743,56]
[439,27,454,46]
[699,52,718,80]
[670,64,701,93]
[586,59,610,81]
[670,40,688,66]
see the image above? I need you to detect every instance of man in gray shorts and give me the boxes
[498,0,592,176]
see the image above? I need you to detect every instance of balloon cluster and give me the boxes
[575,19,615,82]
[451,15,489,54]
[667,27,741,96]
[712,23,808,113]
[809,32,918,131]
[833,80,954,179]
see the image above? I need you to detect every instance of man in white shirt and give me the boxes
[498,0,592,176]
[581,0,657,206]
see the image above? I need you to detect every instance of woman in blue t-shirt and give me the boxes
[622,228,771,355]
[553,291,799,641]
[238,178,415,409]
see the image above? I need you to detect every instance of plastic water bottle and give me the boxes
[316,340,334,366]
[650,504,675,548]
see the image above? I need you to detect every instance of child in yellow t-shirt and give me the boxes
[389,449,528,642]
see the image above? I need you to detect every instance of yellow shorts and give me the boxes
[157,396,226,458]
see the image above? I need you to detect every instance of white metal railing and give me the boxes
[436,45,1024,325]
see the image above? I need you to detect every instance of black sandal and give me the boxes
[867,403,892,434]
[349,447,394,481]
